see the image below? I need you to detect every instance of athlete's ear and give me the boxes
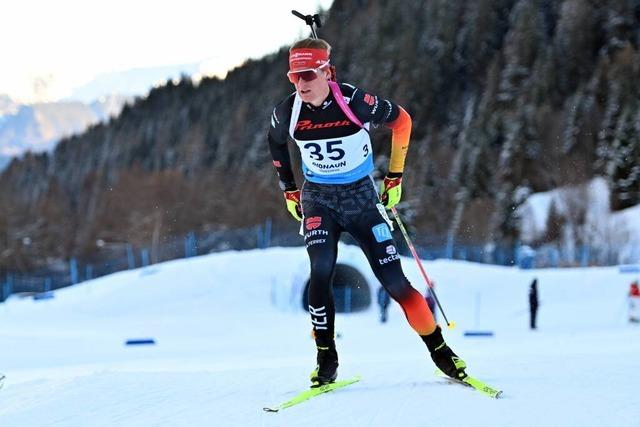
[321,67,332,80]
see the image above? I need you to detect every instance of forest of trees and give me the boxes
[1,0,639,271]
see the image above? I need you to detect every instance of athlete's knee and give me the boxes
[309,257,336,283]
[373,263,413,300]
[383,278,415,302]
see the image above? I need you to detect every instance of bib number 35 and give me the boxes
[304,140,345,161]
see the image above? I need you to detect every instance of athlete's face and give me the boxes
[293,68,331,106]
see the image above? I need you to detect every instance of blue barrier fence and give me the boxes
[1,217,638,302]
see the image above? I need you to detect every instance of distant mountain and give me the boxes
[0,64,204,166]
[68,64,201,103]
[0,94,19,116]
[0,95,129,161]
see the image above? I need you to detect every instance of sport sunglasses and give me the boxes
[287,61,330,84]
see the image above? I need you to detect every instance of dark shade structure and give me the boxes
[303,263,371,313]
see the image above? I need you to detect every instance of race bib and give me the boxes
[296,129,372,175]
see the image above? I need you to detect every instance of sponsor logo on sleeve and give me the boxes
[386,245,397,255]
[364,93,375,106]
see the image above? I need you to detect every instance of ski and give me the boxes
[435,369,503,398]
[263,376,361,412]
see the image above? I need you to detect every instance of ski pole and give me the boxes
[390,206,456,329]
[292,10,322,39]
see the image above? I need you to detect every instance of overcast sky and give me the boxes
[2,0,333,103]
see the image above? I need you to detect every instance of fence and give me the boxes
[1,217,638,302]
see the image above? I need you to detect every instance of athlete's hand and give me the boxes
[284,190,303,221]
[380,175,402,209]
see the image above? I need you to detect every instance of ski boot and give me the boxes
[310,337,338,388]
[422,325,467,380]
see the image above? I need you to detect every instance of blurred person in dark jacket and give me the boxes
[377,286,391,323]
[529,278,539,330]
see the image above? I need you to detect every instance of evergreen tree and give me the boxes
[608,103,640,210]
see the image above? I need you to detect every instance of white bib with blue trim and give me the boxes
[289,93,373,183]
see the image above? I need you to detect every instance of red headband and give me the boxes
[289,48,330,72]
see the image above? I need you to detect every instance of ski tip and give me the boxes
[484,390,503,399]
[465,378,503,399]
[435,369,504,399]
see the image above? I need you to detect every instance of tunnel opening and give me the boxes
[302,263,372,313]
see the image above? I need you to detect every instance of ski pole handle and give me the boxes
[291,10,320,38]
[291,10,307,21]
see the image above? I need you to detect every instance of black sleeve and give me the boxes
[267,95,297,191]
[341,83,400,126]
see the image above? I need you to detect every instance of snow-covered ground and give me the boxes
[0,245,638,426]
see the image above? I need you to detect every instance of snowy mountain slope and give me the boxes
[0,94,19,116]
[0,246,637,426]
[0,62,204,162]
[68,63,201,103]
[0,96,128,161]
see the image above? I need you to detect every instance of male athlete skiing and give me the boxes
[267,37,468,388]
